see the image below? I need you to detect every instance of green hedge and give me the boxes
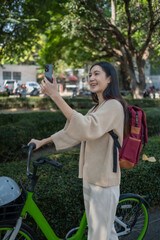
[0,136,160,239]
[0,108,160,162]
[126,98,160,108]
[143,108,160,136]
[0,96,160,110]
[0,111,66,162]
[0,96,94,110]
[0,92,8,97]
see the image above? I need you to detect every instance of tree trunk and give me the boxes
[127,67,143,99]
[131,57,146,99]
[132,86,143,99]
[111,0,116,25]
[136,57,146,90]
[120,52,146,99]
[119,63,131,90]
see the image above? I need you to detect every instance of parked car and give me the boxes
[1,80,16,95]
[25,82,41,95]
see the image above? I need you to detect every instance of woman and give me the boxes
[28,61,129,240]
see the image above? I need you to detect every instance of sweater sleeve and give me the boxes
[50,122,80,151]
[65,100,124,141]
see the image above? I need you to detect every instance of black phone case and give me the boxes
[45,64,53,83]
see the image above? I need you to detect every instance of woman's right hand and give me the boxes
[28,139,43,150]
[28,137,52,150]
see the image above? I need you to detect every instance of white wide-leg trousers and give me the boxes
[83,180,120,240]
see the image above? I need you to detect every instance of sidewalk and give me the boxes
[145,208,160,239]
[0,108,56,114]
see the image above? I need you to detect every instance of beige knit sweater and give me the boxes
[51,99,124,187]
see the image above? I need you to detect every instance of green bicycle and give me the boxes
[0,143,149,240]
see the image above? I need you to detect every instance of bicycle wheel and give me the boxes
[115,195,149,240]
[0,222,37,240]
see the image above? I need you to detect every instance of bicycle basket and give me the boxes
[0,188,26,222]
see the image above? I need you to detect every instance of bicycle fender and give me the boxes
[119,193,150,209]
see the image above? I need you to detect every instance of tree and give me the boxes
[0,0,38,64]
[0,0,67,65]
[61,0,160,98]
[1,0,159,96]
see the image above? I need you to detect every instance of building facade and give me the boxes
[0,64,39,86]
[0,63,159,95]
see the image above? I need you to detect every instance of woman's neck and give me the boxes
[97,94,105,105]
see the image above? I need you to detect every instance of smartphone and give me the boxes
[45,64,53,83]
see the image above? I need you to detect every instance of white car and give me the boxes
[0,80,16,94]
[25,82,41,94]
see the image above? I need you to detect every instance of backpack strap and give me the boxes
[108,130,121,172]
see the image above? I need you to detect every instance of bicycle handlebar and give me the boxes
[22,143,63,178]
[27,143,36,176]
[34,157,63,169]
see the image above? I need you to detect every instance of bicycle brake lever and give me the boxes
[46,158,63,169]
[35,157,63,169]
[21,144,29,149]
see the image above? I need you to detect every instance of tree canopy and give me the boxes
[60,0,160,97]
[0,0,67,65]
[0,0,160,97]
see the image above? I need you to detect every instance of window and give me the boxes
[3,71,11,80]
[13,72,21,81]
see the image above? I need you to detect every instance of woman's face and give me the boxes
[88,65,111,95]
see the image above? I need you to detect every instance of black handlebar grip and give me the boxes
[27,142,36,176]
[29,142,36,150]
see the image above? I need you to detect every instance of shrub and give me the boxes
[0,92,8,97]
[0,96,160,110]
[0,111,67,162]
[144,107,160,136]
[0,96,94,110]
[0,107,160,162]
[126,98,160,108]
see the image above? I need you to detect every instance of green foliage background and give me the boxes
[0,97,160,238]
[0,97,160,162]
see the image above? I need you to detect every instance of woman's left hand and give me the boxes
[40,75,58,98]
[41,74,73,120]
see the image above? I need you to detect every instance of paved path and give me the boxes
[145,208,160,239]
[0,108,56,114]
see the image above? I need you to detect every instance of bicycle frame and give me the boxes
[4,145,148,240]
[115,216,131,237]
[20,190,87,240]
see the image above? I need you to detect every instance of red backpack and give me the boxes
[109,106,148,172]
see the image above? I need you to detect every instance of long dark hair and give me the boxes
[90,61,129,137]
